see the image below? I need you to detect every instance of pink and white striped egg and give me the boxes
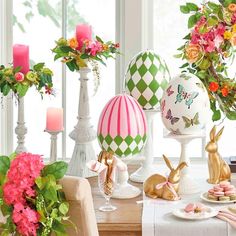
[97,94,147,158]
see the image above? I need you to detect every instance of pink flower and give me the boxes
[15,72,24,82]
[12,203,39,236]
[86,40,103,56]
[214,35,224,49]
[232,13,236,24]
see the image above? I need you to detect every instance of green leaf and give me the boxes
[0,156,10,175]
[207,16,218,26]
[174,54,183,58]
[42,161,68,180]
[226,111,236,120]
[42,185,58,202]
[183,33,191,40]
[16,83,29,97]
[180,5,190,14]
[186,2,199,11]
[52,220,67,236]
[59,202,69,215]
[180,63,189,68]
[59,46,74,53]
[2,84,10,96]
[188,14,198,28]
[33,62,45,71]
[208,2,220,10]
[210,101,221,121]
[96,35,104,43]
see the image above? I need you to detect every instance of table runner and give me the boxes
[142,164,236,236]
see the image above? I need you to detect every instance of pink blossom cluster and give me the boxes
[3,153,44,236]
[232,12,236,24]
[191,16,225,53]
[12,203,40,236]
[85,40,103,56]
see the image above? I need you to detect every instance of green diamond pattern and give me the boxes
[125,50,171,110]
[98,134,147,157]
[104,135,113,145]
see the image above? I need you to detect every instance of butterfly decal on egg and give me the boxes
[166,85,174,96]
[161,100,165,115]
[182,112,200,128]
[175,84,199,109]
[165,109,180,125]
[180,74,191,80]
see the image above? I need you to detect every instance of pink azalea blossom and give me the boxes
[12,203,39,236]
[86,40,103,56]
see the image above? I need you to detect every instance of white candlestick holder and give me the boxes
[68,67,97,177]
[130,110,157,183]
[15,97,27,153]
[45,129,62,163]
[164,132,205,195]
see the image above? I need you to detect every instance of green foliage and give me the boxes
[0,63,53,97]
[0,155,74,235]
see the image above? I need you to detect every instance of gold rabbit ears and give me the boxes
[162,154,187,171]
[210,126,224,142]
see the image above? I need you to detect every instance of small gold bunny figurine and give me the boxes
[206,126,231,184]
[144,155,187,201]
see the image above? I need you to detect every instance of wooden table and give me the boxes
[88,166,143,236]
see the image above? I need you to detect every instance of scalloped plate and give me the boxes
[200,192,236,204]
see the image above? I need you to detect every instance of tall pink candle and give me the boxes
[46,108,64,132]
[76,24,92,50]
[13,44,30,74]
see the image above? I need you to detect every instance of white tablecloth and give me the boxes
[142,164,236,236]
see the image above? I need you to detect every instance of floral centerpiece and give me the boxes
[52,24,119,92]
[177,0,236,121]
[0,153,74,236]
[0,63,54,98]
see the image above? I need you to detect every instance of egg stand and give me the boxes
[129,110,157,183]
[67,67,97,177]
[164,132,205,195]
[112,157,141,199]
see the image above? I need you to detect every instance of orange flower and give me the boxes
[228,3,236,12]
[230,32,236,46]
[68,37,78,49]
[185,44,202,63]
[209,82,219,92]
[221,87,229,97]
[102,44,109,51]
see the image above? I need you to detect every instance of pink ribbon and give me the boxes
[155,178,180,200]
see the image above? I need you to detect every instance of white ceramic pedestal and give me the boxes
[15,97,27,153]
[112,161,141,199]
[130,110,157,183]
[67,67,97,178]
[165,132,205,195]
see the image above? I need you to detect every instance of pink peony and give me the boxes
[14,72,25,82]
[86,40,103,56]
[12,203,39,236]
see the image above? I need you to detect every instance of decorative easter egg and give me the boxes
[161,73,210,135]
[125,50,171,110]
[97,94,147,157]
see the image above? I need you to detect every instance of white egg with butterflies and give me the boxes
[161,73,210,135]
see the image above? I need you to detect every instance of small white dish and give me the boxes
[200,192,236,204]
[172,206,218,220]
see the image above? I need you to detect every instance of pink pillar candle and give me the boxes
[13,44,30,74]
[46,108,64,132]
[76,24,92,50]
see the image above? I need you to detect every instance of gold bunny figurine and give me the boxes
[206,126,231,184]
[144,155,187,201]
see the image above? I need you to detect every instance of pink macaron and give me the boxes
[214,186,224,192]
[208,189,214,194]
[184,203,195,213]
[219,181,230,188]
[224,185,235,192]
[214,191,225,197]
[225,190,236,196]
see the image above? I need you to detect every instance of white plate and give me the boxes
[172,207,218,220]
[200,192,236,204]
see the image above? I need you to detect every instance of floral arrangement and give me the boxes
[52,26,119,92]
[0,63,54,98]
[0,153,74,236]
[177,0,236,121]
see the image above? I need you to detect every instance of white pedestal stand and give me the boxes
[45,130,62,163]
[165,132,205,195]
[112,160,141,199]
[15,97,27,153]
[130,110,157,183]
[67,67,97,177]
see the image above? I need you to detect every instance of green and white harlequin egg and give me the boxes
[125,50,171,110]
